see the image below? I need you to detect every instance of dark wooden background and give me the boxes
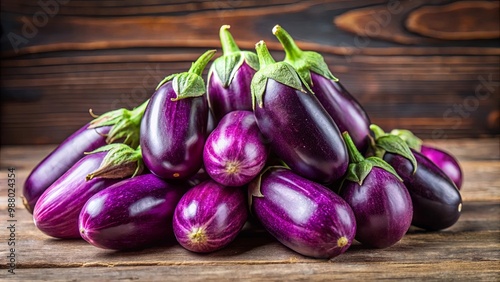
[1,0,499,145]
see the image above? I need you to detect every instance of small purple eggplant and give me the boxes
[79,174,186,250]
[203,110,268,186]
[339,132,412,249]
[173,180,247,253]
[140,50,215,180]
[251,41,348,184]
[33,144,144,239]
[272,25,371,153]
[207,25,259,122]
[249,167,356,259]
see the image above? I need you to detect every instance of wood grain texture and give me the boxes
[1,0,499,145]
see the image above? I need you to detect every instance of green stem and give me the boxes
[272,25,304,63]
[219,25,240,55]
[188,49,217,76]
[342,132,365,164]
[370,124,386,140]
[255,41,276,69]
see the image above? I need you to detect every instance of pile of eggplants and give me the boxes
[24,24,464,259]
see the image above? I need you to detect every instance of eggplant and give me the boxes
[251,41,348,184]
[249,167,356,259]
[272,25,371,153]
[207,25,259,121]
[141,50,215,180]
[173,180,247,253]
[33,145,144,239]
[79,174,186,250]
[339,132,412,248]
[390,129,463,189]
[384,150,462,231]
[203,110,268,186]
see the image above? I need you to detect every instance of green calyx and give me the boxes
[156,49,216,100]
[370,124,418,174]
[389,129,423,151]
[342,132,402,186]
[272,25,338,87]
[251,40,312,109]
[210,25,259,88]
[85,144,143,181]
[88,99,149,149]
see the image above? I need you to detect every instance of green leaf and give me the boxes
[242,51,259,71]
[376,135,418,174]
[365,157,403,182]
[85,144,143,180]
[390,129,423,151]
[211,53,242,87]
[156,74,176,90]
[171,72,206,101]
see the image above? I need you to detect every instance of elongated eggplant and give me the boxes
[249,167,356,259]
[33,145,144,239]
[203,110,268,186]
[339,132,412,248]
[272,25,371,153]
[173,180,247,253]
[384,150,462,230]
[207,25,259,121]
[141,50,215,180]
[251,41,348,184]
[79,174,186,250]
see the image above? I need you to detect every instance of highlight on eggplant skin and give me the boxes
[203,110,268,186]
[420,145,463,190]
[79,174,186,250]
[250,167,356,259]
[22,124,110,214]
[173,180,248,253]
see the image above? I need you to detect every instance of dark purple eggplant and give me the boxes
[33,144,144,239]
[207,25,259,121]
[339,132,412,248]
[251,41,348,184]
[273,25,371,153]
[140,50,215,180]
[249,167,356,259]
[79,174,186,250]
[390,129,463,189]
[173,180,247,253]
[203,110,268,186]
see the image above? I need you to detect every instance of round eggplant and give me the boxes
[79,174,186,250]
[173,180,247,253]
[251,41,348,184]
[249,167,356,259]
[421,145,463,189]
[141,50,215,180]
[203,110,268,186]
[384,150,462,230]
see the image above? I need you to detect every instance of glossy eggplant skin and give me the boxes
[33,152,122,239]
[339,167,413,248]
[79,174,186,250]
[207,63,256,121]
[253,79,348,184]
[173,180,247,253]
[420,145,463,190]
[384,150,462,231]
[311,73,371,153]
[203,110,268,186]
[22,124,110,213]
[251,168,356,259]
[140,81,208,180]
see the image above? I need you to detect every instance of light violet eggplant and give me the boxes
[203,110,268,186]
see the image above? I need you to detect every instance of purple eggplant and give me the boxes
[173,180,247,253]
[79,174,186,250]
[33,145,144,239]
[251,41,348,184]
[273,25,371,153]
[249,167,356,259]
[390,129,463,189]
[207,25,259,121]
[141,50,215,180]
[203,110,268,186]
[339,132,412,248]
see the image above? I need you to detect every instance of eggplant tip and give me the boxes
[458,203,462,212]
[221,24,231,30]
[337,236,348,248]
[272,25,281,34]
[188,227,207,244]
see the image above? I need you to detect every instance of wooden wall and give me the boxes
[1,0,499,145]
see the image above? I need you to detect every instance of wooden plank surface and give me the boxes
[0,138,499,280]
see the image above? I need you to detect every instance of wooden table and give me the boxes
[0,138,499,281]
